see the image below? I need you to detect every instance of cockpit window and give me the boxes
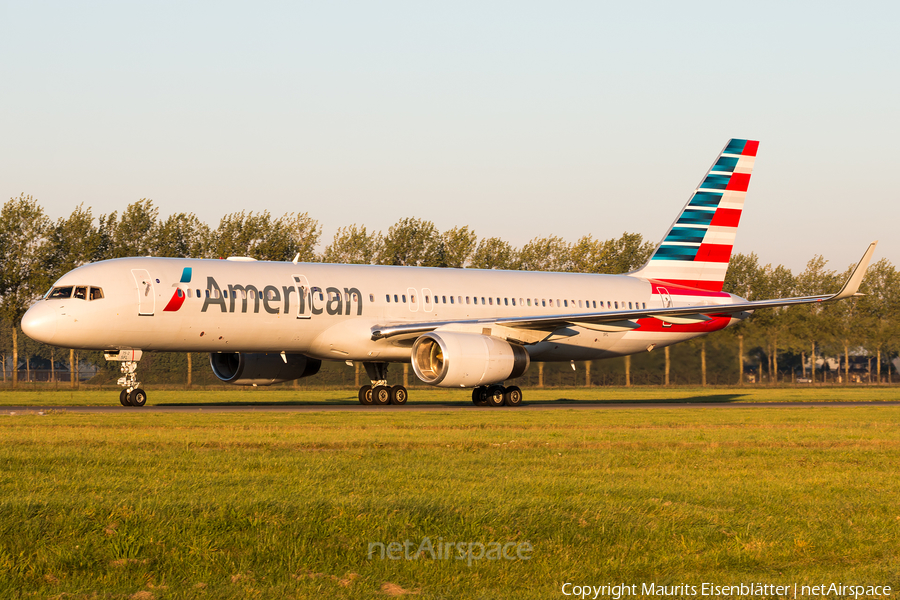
[47,285,104,300]
[48,286,73,299]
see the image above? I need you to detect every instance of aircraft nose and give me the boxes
[21,302,58,344]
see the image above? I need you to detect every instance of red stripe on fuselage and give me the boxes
[710,208,742,227]
[649,282,730,298]
[649,278,725,292]
[636,315,731,333]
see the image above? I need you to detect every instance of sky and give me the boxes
[2,1,898,273]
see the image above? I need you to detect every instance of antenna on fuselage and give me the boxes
[292,253,300,264]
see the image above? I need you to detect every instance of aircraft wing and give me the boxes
[371,241,877,342]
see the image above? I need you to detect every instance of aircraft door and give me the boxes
[292,274,312,319]
[657,287,673,328]
[131,269,155,316]
[658,287,673,308]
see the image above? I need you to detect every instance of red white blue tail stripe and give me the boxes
[634,138,758,292]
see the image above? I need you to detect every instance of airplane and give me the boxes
[21,139,877,407]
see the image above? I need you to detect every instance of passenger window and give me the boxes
[425,295,429,303]
[394,294,398,302]
[402,295,407,303]
[187,289,192,298]
[592,300,596,308]
[466,297,470,305]
[504,298,508,306]
[578,300,583,308]
[369,294,374,302]
[614,301,618,309]
[481,297,485,305]
[563,300,568,307]
[527,299,532,306]
[541,299,546,307]
[628,302,632,309]
[642,302,646,309]
[549,299,554,307]
[450,296,454,304]
[89,287,104,300]
[488,298,493,305]
[512,298,516,306]
[442,295,447,303]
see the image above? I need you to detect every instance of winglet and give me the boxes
[830,241,878,301]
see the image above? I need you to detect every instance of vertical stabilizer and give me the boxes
[632,138,758,292]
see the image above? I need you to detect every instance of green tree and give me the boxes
[605,232,656,273]
[98,199,160,259]
[157,212,209,258]
[794,255,839,382]
[517,235,570,272]
[856,259,900,382]
[722,252,765,383]
[208,211,320,262]
[323,224,381,264]
[45,204,102,282]
[470,237,517,270]
[0,194,53,387]
[377,218,444,267]
[441,226,477,268]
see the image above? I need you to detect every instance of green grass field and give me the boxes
[1,396,898,599]
[0,384,898,407]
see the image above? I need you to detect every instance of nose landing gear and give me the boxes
[105,350,147,407]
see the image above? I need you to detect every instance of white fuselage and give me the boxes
[22,257,745,364]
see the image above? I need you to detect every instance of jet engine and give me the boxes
[209,352,321,386]
[411,331,530,388]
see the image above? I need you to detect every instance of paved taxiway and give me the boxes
[2,401,898,414]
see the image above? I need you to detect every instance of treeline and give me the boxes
[0,193,898,387]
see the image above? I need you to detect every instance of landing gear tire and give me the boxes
[128,388,147,407]
[358,385,374,405]
[390,385,408,405]
[472,386,489,406]
[373,385,391,405]
[504,385,523,407]
[487,385,505,407]
[119,389,131,407]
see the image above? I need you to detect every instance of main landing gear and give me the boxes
[472,384,523,407]
[105,350,148,407]
[357,362,408,406]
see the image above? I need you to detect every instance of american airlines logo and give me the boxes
[162,267,193,312]
[200,276,363,316]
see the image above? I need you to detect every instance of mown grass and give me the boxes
[0,384,898,407]
[0,407,898,598]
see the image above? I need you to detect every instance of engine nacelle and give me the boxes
[209,352,321,386]
[411,331,530,388]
